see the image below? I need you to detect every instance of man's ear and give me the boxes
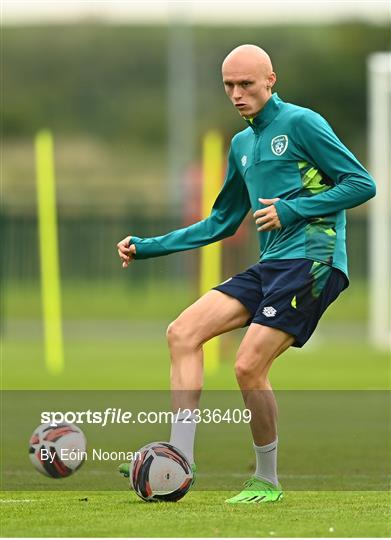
[268,72,277,88]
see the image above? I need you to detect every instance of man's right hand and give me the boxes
[117,236,137,268]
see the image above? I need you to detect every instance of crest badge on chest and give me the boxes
[271,135,289,156]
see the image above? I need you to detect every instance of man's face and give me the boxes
[222,63,274,118]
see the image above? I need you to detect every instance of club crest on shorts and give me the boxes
[262,306,277,318]
[271,135,288,156]
[241,155,247,167]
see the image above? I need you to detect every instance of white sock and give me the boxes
[169,411,197,465]
[253,439,278,486]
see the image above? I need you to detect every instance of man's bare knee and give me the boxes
[235,355,268,388]
[234,348,270,387]
[234,360,253,383]
[166,318,203,351]
[166,319,187,346]
[167,290,250,358]
[234,325,294,387]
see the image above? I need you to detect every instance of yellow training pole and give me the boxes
[200,130,223,374]
[35,130,64,375]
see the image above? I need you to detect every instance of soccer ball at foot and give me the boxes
[130,442,193,502]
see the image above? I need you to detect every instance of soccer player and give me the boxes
[117,45,376,503]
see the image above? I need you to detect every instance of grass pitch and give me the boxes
[1,490,390,538]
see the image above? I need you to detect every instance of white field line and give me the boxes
[0,499,40,503]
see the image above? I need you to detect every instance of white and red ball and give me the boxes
[130,442,193,502]
[29,423,86,478]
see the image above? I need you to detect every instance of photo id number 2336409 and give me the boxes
[178,408,251,424]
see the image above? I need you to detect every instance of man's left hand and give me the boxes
[254,198,281,232]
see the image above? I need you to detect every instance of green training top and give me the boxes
[131,93,376,278]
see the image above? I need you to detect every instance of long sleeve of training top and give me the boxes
[131,148,251,259]
[274,110,376,227]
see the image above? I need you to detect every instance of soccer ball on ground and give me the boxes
[29,422,87,478]
[130,442,193,502]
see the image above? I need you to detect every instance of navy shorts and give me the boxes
[213,259,348,347]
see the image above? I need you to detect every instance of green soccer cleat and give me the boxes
[225,476,283,503]
[118,462,130,478]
